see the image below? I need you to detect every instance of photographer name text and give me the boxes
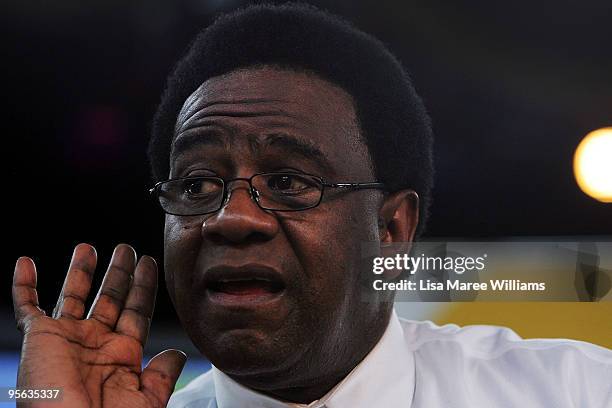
[373,279,546,292]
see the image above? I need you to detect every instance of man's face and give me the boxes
[164,66,388,389]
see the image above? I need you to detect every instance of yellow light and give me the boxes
[573,127,612,203]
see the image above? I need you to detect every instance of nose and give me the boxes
[202,180,279,244]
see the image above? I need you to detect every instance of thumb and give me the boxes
[141,349,187,406]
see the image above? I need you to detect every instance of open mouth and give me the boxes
[208,278,285,296]
[203,264,286,304]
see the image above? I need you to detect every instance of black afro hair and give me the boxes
[149,2,434,235]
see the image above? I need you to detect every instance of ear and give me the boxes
[378,190,419,243]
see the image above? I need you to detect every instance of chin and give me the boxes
[201,328,300,377]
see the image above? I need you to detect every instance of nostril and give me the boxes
[206,229,275,245]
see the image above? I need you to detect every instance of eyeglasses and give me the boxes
[149,172,385,216]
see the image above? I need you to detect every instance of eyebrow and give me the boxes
[171,130,225,160]
[262,133,335,175]
[170,131,335,175]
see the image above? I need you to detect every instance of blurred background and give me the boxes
[1,0,611,395]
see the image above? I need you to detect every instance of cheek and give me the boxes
[164,215,203,307]
[284,201,379,304]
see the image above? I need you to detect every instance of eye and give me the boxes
[183,178,222,197]
[266,174,314,193]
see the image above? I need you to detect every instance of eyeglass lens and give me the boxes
[157,173,323,215]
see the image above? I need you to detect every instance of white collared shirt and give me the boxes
[168,310,612,407]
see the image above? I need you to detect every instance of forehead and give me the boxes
[178,67,354,129]
[172,66,374,178]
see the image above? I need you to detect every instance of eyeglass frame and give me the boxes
[148,171,387,216]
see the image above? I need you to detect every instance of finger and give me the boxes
[52,243,97,320]
[141,349,187,406]
[115,256,158,345]
[13,257,46,332]
[87,244,136,329]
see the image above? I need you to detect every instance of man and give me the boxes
[12,3,611,407]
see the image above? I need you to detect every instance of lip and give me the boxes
[203,263,286,307]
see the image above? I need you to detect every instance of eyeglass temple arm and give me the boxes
[148,181,165,195]
[323,182,386,190]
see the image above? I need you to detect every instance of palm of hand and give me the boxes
[13,244,186,408]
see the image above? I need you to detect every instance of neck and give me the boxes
[259,371,352,403]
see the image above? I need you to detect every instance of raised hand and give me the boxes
[12,243,186,407]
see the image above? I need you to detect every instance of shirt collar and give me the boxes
[212,309,415,408]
